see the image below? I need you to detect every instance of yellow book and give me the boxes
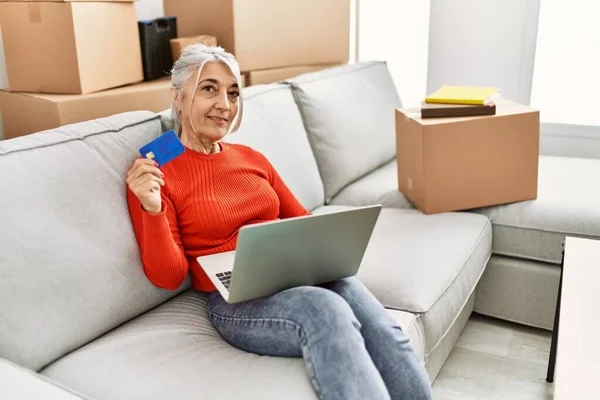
[425,85,500,105]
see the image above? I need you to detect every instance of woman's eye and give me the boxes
[228,91,240,98]
[202,85,217,93]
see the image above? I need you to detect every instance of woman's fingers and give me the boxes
[127,158,155,175]
[127,163,164,185]
[129,173,165,192]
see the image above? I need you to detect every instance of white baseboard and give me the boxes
[539,123,600,159]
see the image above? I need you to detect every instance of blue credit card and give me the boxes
[139,129,185,167]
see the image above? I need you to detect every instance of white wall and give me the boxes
[530,1,600,159]
[135,0,165,21]
[427,0,540,105]
[531,1,600,126]
[428,0,599,159]
[358,0,430,108]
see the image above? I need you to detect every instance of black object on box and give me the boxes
[138,17,177,81]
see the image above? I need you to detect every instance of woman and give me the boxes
[126,44,432,400]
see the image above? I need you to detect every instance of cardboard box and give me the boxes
[163,0,350,71]
[245,64,344,86]
[0,0,131,2]
[0,78,172,139]
[0,2,143,94]
[396,99,540,214]
[170,35,218,62]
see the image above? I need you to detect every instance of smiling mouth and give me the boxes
[207,116,228,122]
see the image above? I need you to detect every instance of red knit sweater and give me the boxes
[127,142,310,292]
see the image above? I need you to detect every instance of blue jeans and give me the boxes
[207,277,432,400]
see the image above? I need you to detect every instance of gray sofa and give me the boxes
[0,61,597,399]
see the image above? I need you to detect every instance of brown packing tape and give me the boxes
[170,35,218,62]
[28,3,41,23]
[244,63,345,86]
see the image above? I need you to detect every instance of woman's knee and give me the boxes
[325,277,363,294]
[278,286,361,331]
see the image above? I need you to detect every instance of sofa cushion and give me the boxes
[0,112,190,371]
[472,155,600,264]
[41,290,425,400]
[288,61,401,203]
[0,358,89,400]
[475,255,560,330]
[329,159,414,209]
[224,85,325,211]
[314,205,491,357]
[387,309,426,364]
[159,84,325,211]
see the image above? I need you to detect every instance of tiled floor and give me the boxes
[431,313,554,400]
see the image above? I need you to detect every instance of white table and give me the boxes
[550,237,600,400]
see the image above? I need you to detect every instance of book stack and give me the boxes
[420,86,501,119]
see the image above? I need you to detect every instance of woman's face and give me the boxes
[177,61,240,142]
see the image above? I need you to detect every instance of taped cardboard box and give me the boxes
[170,35,218,62]
[245,64,344,86]
[171,35,245,87]
[0,2,143,94]
[164,0,350,71]
[396,99,540,214]
[0,0,130,2]
[0,78,172,140]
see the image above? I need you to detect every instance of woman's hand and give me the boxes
[127,159,165,214]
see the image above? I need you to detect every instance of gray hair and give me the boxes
[170,44,243,136]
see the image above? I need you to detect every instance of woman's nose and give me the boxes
[215,91,230,110]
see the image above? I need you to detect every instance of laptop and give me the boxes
[198,205,382,304]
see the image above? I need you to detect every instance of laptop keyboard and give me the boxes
[216,271,232,289]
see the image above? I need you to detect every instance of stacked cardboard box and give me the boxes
[0,78,172,140]
[170,35,218,62]
[0,0,353,138]
[163,0,350,86]
[0,1,143,94]
[0,0,172,139]
[168,35,247,87]
[395,99,540,214]
[244,63,345,86]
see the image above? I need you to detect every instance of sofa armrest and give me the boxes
[0,358,89,400]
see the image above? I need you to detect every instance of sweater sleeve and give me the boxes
[126,187,189,290]
[272,168,312,218]
[252,151,311,218]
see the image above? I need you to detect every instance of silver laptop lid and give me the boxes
[225,205,382,303]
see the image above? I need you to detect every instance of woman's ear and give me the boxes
[170,88,181,113]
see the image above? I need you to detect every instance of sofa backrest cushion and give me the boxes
[160,84,325,211]
[287,61,402,203]
[0,112,190,371]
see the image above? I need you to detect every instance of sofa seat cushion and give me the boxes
[0,358,88,400]
[387,309,426,363]
[41,291,425,400]
[329,159,414,209]
[472,155,600,265]
[314,206,491,357]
